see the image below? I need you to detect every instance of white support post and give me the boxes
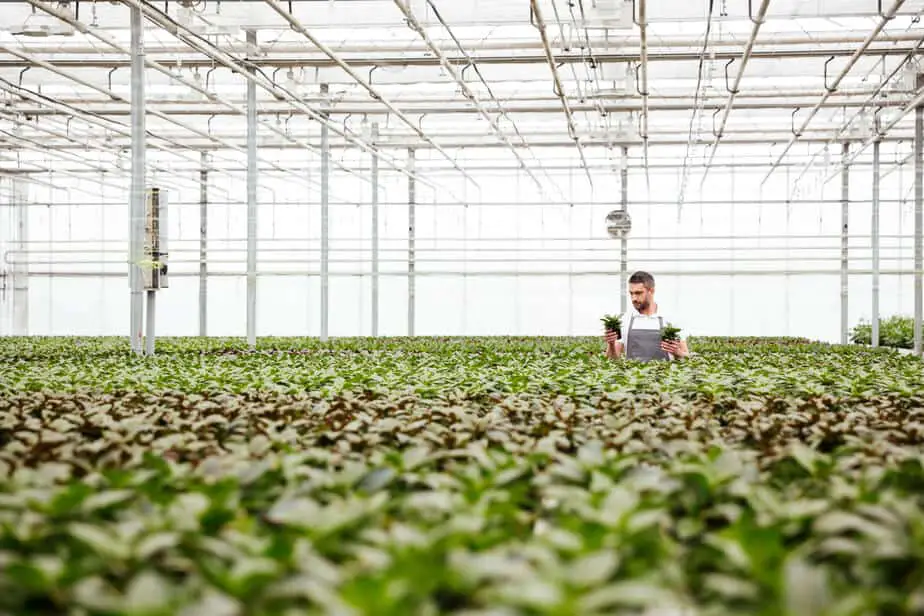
[408,148,416,337]
[246,29,257,350]
[129,6,145,355]
[872,138,880,347]
[11,179,28,335]
[840,142,849,345]
[320,83,330,342]
[199,151,208,337]
[620,146,629,314]
[915,89,923,357]
[371,122,380,337]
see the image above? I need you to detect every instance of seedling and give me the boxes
[601,314,622,338]
[661,323,681,342]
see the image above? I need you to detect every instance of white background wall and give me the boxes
[0,141,919,342]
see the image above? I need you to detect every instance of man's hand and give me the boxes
[660,339,689,359]
[604,330,622,358]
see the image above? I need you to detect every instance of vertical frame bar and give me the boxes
[872,138,880,347]
[371,123,380,337]
[840,142,849,345]
[129,6,145,355]
[11,179,28,335]
[246,30,258,349]
[320,83,330,342]
[915,98,923,357]
[199,151,208,337]
[408,148,416,337]
[620,146,628,314]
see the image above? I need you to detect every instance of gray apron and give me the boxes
[625,315,670,362]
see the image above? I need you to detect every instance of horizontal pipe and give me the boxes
[17,269,924,278]
[0,45,916,70]
[5,31,922,58]
[9,97,921,117]
[8,233,917,243]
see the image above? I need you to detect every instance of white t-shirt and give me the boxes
[618,308,686,358]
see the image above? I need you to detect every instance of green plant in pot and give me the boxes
[601,314,622,338]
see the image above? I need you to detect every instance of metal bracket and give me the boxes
[877,0,894,20]
[791,107,802,136]
[207,114,216,136]
[553,62,566,97]
[824,56,837,92]
[107,68,117,99]
[712,108,722,138]
[634,63,648,96]
[18,67,29,88]
[747,0,762,25]
[205,66,217,94]
[632,0,641,26]
[724,58,738,94]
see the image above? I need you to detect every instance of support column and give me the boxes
[11,179,28,335]
[246,29,257,349]
[199,151,208,337]
[129,6,145,355]
[320,83,330,342]
[620,146,628,314]
[407,148,416,337]
[915,88,923,357]
[371,123,380,337]
[872,138,880,348]
[840,142,849,345]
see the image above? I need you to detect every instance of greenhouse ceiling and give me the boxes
[0,0,923,179]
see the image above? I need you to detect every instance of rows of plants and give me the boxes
[1,335,923,615]
[850,315,917,349]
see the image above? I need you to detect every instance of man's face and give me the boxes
[629,282,653,312]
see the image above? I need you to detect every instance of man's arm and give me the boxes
[605,337,624,359]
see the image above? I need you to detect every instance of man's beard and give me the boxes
[633,299,648,311]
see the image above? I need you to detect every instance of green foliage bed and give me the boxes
[1,335,923,615]
[850,315,916,349]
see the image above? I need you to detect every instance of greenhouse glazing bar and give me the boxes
[916,94,923,357]
[372,122,380,338]
[408,148,416,338]
[199,151,208,338]
[129,4,144,356]
[621,146,628,314]
[321,83,330,343]
[872,138,880,348]
[246,29,258,350]
[12,179,28,336]
[841,142,849,346]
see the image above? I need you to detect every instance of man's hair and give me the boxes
[628,270,655,289]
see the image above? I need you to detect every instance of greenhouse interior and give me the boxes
[2,1,924,614]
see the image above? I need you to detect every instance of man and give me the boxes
[604,271,690,361]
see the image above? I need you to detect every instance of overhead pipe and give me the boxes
[115,0,464,200]
[0,83,240,200]
[827,83,924,177]
[0,50,289,198]
[5,41,921,70]
[27,1,455,200]
[262,0,480,192]
[13,269,924,279]
[635,0,651,194]
[761,0,908,186]
[700,0,770,185]
[529,0,593,187]
[18,95,920,117]
[23,0,372,190]
[397,0,562,201]
[794,36,924,196]
[6,31,924,60]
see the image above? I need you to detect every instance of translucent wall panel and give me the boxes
[7,140,920,343]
